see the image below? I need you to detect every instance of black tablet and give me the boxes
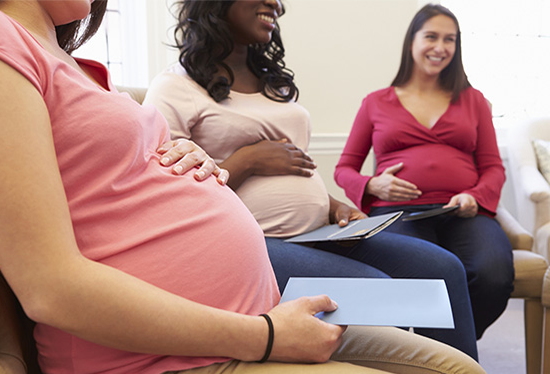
[401,205,460,222]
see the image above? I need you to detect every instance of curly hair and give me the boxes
[391,4,470,101]
[173,0,298,103]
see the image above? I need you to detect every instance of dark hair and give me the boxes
[173,0,298,103]
[55,0,108,54]
[391,4,470,101]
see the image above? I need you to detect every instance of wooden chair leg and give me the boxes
[524,299,543,374]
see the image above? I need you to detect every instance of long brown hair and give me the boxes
[55,0,108,54]
[391,4,470,101]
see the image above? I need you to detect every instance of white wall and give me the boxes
[275,0,421,205]
[277,0,420,135]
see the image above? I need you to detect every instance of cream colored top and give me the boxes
[145,64,329,237]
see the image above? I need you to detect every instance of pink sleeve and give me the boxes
[334,97,375,212]
[0,14,45,95]
[462,91,505,214]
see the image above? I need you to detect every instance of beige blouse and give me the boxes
[144,64,330,238]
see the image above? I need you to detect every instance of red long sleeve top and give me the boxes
[334,86,505,215]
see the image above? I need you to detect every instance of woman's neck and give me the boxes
[404,71,442,93]
[224,43,248,72]
[222,44,261,94]
[0,1,59,51]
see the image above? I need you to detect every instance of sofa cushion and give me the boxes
[533,138,550,184]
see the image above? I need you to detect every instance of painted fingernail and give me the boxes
[174,165,183,174]
[160,157,170,165]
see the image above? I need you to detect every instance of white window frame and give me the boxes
[74,0,179,88]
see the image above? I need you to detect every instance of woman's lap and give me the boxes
[370,205,515,339]
[266,232,478,360]
[168,326,485,374]
[265,237,389,292]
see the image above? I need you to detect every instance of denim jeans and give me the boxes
[265,229,478,361]
[370,204,515,340]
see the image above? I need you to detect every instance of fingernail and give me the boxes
[160,157,170,166]
[196,170,205,179]
[174,165,183,174]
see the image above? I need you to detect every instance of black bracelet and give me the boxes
[258,313,274,363]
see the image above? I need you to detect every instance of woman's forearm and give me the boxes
[219,146,256,190]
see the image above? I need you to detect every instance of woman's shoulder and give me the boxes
[151,64,203,92]
[357,87,395,110]
[146,64,210,105]
[457,86,492,110]
[0,11,51,94]
[459,86,486,101]
[363,86,394,102]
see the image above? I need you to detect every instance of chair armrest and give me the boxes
[496,205,534,250]
[115,86,147,105]
[542,267,550,308]
[519,165,550,203]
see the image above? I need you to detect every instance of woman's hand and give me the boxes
[445,193,478,218]
[220,139,317,190]
[245,139,316,177]
[366,162,421,202]
[266,295,346,363]
[157,139,229,185]
[329,195,366,227]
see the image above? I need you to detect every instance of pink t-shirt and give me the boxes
[0,11,279,374]
[334,86,505,215]
[144,65,330,238]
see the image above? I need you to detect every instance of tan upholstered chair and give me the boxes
[496,205,549,374]
[507,117,550,262]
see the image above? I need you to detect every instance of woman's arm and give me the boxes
[0,61,343,363]
[459,92,505,214]
[219,139,316,190]
[334,99,376,211]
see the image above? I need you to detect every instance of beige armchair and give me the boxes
[497,205,549,374]
[507,117,550,261]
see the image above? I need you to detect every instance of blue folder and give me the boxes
[280,277,454,328]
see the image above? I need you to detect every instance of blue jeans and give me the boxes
[370,205,515,340]
[266,231,478,361]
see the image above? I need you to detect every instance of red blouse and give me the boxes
[334,86,505,215]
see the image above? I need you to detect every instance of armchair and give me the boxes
[507,117,550,261]
[497,205,549,374]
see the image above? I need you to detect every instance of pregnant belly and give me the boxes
[236,171,330,238]
[377,145,479,196]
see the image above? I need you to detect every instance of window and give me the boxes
[73,0,125,84]
[74,0,171,88]
[441,0,550,141]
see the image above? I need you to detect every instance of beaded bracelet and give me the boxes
[257,313,274,363]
